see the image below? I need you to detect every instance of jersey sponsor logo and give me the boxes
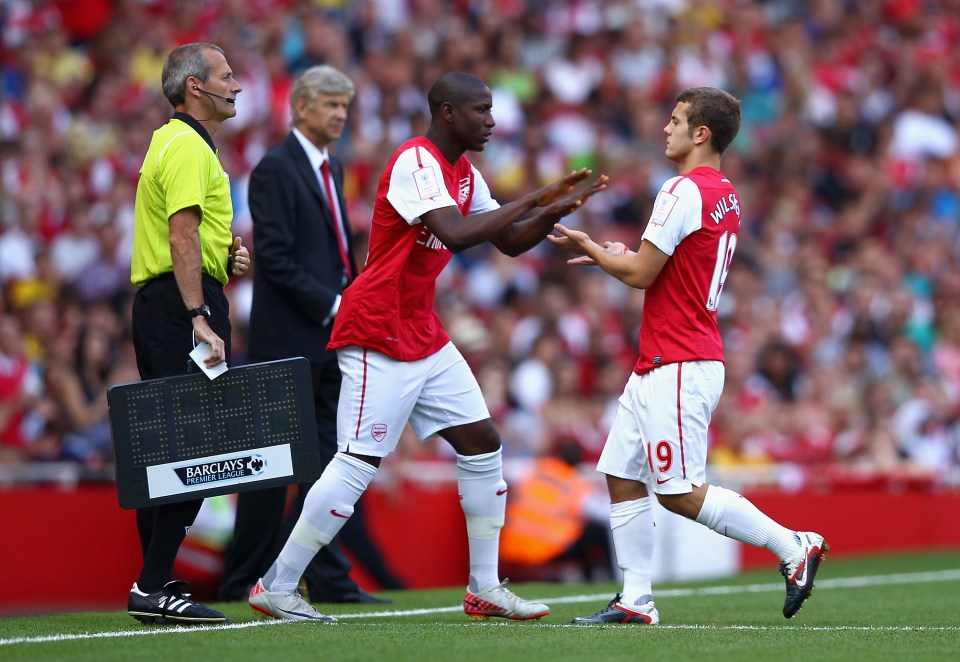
[412,165,442,200]
[652,356,662,365]
[372,423,388,442]
[458,176,471,205]
[415,227,447,251]
[650,191,678,226]
[709,193,741,224]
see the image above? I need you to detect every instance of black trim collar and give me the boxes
[171,111,217,154]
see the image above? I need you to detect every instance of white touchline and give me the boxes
[2,569,959,647]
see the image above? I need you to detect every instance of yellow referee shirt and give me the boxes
[131,113,233,288]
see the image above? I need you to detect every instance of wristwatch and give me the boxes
[188,304,211,319]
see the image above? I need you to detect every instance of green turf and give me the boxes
[1,552,958,662]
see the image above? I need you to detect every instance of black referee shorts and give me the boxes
[131,272,232,380]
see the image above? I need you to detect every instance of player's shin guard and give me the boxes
[298,452,378,545]
[456,448,506,592]
[266,452,378,592]
[696,485,798,560]
[610,497,655,604]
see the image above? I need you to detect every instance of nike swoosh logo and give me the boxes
[792,559,808,587]
[656,477,673,485]
[330,509,350,518]
[496,488,508,496]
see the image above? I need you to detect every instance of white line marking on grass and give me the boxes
[537,568,960,606]
[0,618,293,646]
[429,623,960,632]
[334,568,960,616]
[2,568,958,646]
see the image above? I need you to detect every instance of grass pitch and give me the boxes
[1,552,958,661]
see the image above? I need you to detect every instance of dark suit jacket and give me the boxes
[247,133,359,361]
[221,133,362,603]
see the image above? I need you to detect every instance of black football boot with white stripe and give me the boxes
[128,580,229,625]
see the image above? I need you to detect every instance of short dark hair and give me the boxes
[426,71,488,118]
[161,43,224,108]
[676,87,741,154]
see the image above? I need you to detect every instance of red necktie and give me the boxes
[320,159,353,282]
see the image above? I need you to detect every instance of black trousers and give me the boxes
[219,353,363,601]
[130,273,232,592]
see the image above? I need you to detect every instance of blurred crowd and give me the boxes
[2,0,960,490]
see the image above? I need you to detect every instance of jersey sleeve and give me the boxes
[468,165,500,214]
[158,134,209,220]
[386,145,458,225]
[641,176,703,256]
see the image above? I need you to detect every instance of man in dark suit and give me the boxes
[219,65,393,604]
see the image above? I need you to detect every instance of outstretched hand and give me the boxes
[542,173,610,220]
[548,223,632,266]
[534,168,593,207]
[547,222,594,258]
[570,173,609,208]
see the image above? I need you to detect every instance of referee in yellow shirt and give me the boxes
[127,42,249,626]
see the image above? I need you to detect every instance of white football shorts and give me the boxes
[597,360,724,495]
[336,342,491,457]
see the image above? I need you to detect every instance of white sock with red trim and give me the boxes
[610,497,655,605]
[264,452,378,592]
[695,485,798,561]
[456,448,506,593]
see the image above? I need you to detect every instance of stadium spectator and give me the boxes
[0,0,958,542]
[0,313,57,463]
[44,318,136,468]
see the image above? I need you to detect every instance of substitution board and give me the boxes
[108,357,320,509]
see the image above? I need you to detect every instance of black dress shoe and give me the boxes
[313,590,392,604]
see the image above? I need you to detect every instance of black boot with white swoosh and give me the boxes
[781,531,829,618]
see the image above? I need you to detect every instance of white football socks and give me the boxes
[610,497,655,605]
[264,452,378,592]
[695,485,798,561]
[456,448,506,592]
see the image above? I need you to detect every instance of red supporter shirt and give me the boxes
[634,166,741,375]
[328,137,500,361]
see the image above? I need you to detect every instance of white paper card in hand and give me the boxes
[189,341,228,380]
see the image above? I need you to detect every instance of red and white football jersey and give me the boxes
[328,137,499,361]
[634,165,740,375]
